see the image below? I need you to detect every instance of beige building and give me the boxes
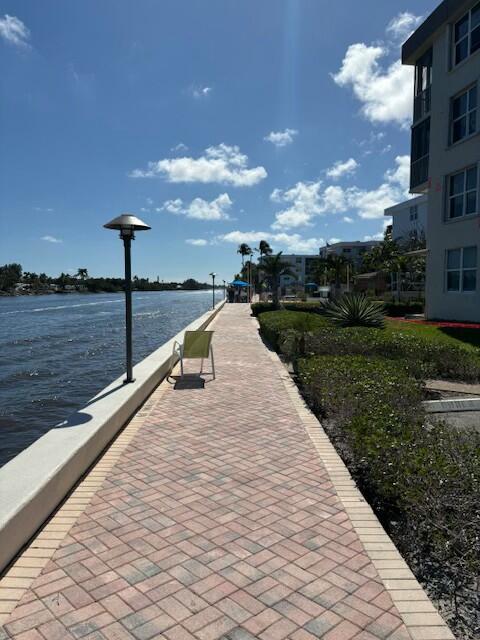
[403,0,480,321]
[319,241,380,269]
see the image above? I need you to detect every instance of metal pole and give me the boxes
[123,235,134,383]
[212,274,215,309]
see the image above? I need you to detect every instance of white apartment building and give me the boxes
[319,241,381,268]
[384,195,428,244]
[277,254,319,291]
[403,0,480,321]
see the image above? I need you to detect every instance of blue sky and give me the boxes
[0,0,437,282]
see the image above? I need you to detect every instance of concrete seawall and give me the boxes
[0,299,225,573]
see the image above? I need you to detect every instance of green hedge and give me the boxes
[257,310,330,350]
[383,301,424,317]
[298,354,480,634]
[305,326,480,381]
[251,301,326,317]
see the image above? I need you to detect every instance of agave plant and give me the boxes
[324,293,386,328]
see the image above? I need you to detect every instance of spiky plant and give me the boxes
[323,293,386,328]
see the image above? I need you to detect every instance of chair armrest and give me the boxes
[172,341,183,356]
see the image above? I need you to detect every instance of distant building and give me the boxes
[319,241,381,268]
[402,0,480,321]
[384,195,428,244]
[268,254,320,292]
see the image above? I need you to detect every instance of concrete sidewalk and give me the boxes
[0,305,452,639]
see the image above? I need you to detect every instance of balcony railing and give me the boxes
[413,86,431,122]
[410,155,429,191]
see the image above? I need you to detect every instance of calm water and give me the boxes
[0,290,221,467]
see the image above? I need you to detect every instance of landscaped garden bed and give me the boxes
[255,302,480,638]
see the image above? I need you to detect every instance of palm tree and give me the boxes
[259,252,295,307]
[330,255,350,293]
[313,255,351,296]
[257,240,272,258]
[237,243,252,267]
[76,268,89,281]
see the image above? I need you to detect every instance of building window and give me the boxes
[410,205,418,221]
[454,2,480,65]
[414,48,432,121]
[446,246,477,292]
[447,166,478,219]
[451,85,477,143]
[410,118,430,189]
[343,248,351,253]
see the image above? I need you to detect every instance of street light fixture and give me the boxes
[209,272,216,309]
[104,213,151,383]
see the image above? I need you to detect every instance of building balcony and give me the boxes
[410,155,429,192]
[413,86,431,122]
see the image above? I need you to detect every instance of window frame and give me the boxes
[450,83,478,144]
[446,164,479,221]
[453,2,480,66]
[445,246,478,293]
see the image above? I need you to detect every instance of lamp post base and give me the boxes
[123,377,136,384]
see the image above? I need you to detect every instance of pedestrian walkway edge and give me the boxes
[261,323,455,640]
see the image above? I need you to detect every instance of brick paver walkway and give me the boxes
[1,306,431,639]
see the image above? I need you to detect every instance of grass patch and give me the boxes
[387,319,480,352]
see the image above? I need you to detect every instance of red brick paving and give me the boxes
[0,305,413,639]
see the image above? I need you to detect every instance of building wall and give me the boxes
[277,254,319,289]
[423,2,480,321]
[385,195,428,243]
[319,243,380,268]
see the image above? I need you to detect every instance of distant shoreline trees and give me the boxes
[0,263,211,295]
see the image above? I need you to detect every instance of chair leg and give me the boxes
[180,354,184,378]
[210,347,216,380]
[200,358,204,374]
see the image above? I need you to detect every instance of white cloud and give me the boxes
[171,142,189,153]
[332,43,413,127]
[0,14,30,47]
[270,155,412,227]
[363,231,384,241]
[192,85,212,99]
[161,193,232,220]
[343,216,354,223]
[264,128,298,148]
[41,235,62,243]
[129,144,267,187]
[328,237,342,244]
[326,158,359,180]
[386,12,423,42]
[217,230,324,254]
[34,207,54,213]
[331,13,422,128]
[271,181,348,230]
[186,238,208,246]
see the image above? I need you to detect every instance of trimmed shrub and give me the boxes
[258,310,331,350]
[323,293,386,327]
[383,300,424,317]
[305,326,480,382]
[251,301,326,317]
[250,302,275,317]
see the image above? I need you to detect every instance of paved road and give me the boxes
[0,305,450,639]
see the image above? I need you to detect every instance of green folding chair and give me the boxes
[173,330,215,380]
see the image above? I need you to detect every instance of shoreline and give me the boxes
[0,287,214,298]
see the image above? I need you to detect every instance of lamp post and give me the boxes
[104,213,151,383]
[209,272,216,309]
[222,279,226,300]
